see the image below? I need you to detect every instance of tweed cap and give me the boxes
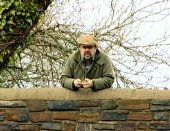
[77,34,97,45]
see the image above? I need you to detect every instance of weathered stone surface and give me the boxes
[79,113,99,123]
[6,108,29,122]
[93,123,116,130]
[0,111,5,121]
[151,100,170,105]
[19,124,40,131]
[27,100,46,111]
[0,101,26,107]
[154,112,168,120]
[92,129,117,131]
[0,122,18,130]
[48,101,79,111]
[80,107,100,112]
[120,99,149,110]
[101,100,118,110]
[0,116,4,121]
[62,121,76,131]
[0,88,156,100]
[101,110,128,121]
[79,100,99,107]
[151,105,170,111]
[117,122,136,131]
[75,123,92,131]
[41,122,61,130]
[52,111,77,121]
[0,126,10,131]
[1,89,170,131]
[149,122,167,130]
[157,124,170,130]
[79,107,100,122]
[31,111,51,122]
[128,112,152,121]
[138,122,147,130]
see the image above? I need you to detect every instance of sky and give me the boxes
[48,0,170,89]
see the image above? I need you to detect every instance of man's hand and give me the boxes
[73,78,82,88]
[81,78,93,88]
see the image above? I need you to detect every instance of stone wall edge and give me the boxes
[0,88,169,100]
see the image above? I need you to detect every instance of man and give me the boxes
[61,34,114,91]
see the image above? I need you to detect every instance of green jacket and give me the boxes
[61,49,114,91]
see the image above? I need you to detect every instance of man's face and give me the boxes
[79,45,97,60]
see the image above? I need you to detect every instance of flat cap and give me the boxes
[77,34,97,45]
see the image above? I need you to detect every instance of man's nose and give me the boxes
[84,48,90,51]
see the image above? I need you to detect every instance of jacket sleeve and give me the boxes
[92,55,114,91]
[61,55,78,91]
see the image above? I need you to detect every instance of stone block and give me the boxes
[19,124,40,131]
[149,122,167,130]
[79,100,99,107]
[62,121,76,131]
[101,110,128,121]
[6,108,29,122]
[128,112,152,121]
[27,100,46,111]
[138,122,147,130]
[120,99,149,110]
[75,123,92,131]
[41,122,61,130]
[151,100,170,105]
[154,112,168,120]
[48,101,79,111]
[0,101,26,107]
[0,122,18,130]
[151,105,170,111]
[93,123,116,130]
[79,107,100,123]
[0,111,5,121]
[52,111,77,121]
[31,111,51,122]
[101,100,118,110]
[117,122,136,131]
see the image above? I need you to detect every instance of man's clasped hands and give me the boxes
[73,78,93,88]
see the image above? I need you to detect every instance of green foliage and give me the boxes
[0,0,53,71]
[0,0,39,42]
[0,0,53,88]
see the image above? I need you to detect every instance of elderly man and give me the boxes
[61,34,114,91]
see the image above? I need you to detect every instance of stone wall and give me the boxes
[0,88,170,131]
